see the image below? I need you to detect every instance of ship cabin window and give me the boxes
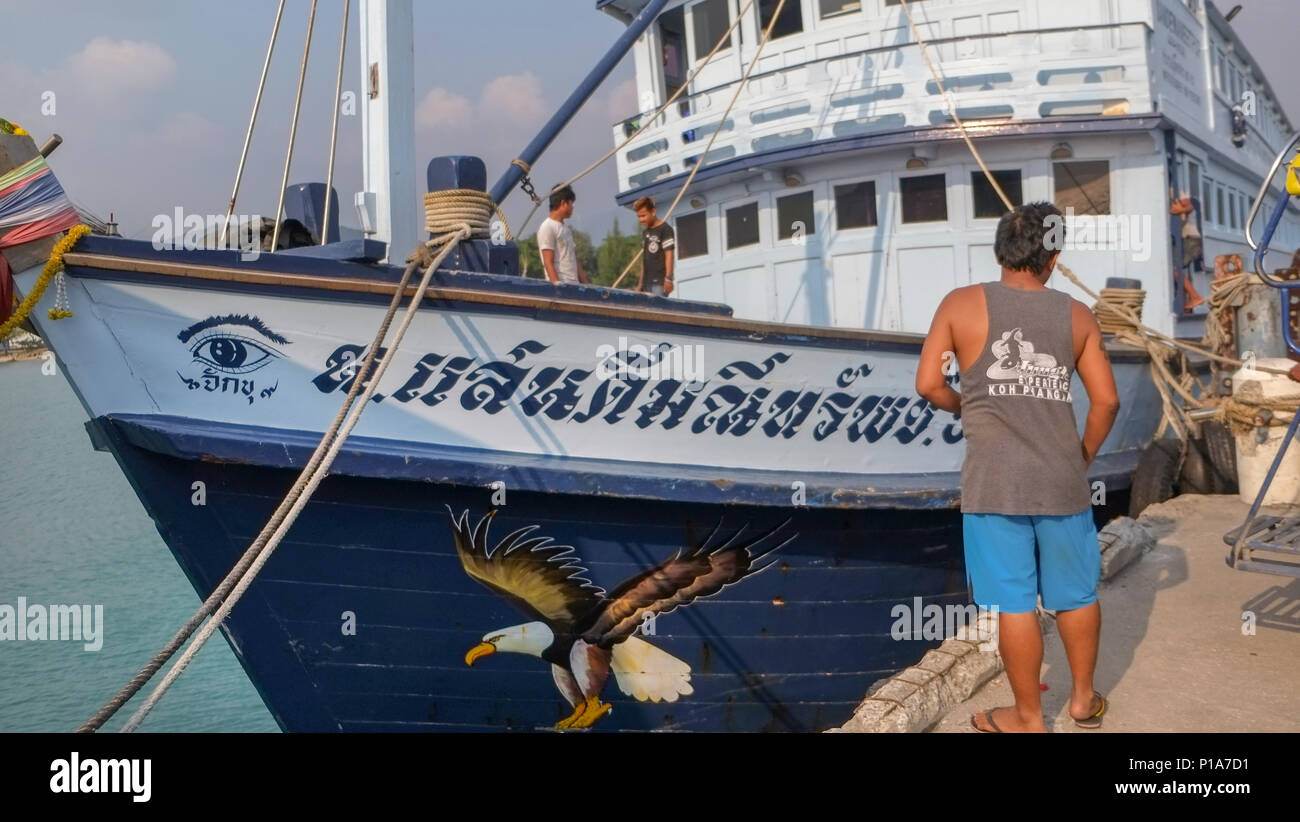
[1053,160,1110,216]
[1230,189,1241,231]
[971,170,1024,219]
[691,0,731,60]
[1215,184,1225,229]
[834,181,878,229]
[726,202,762,249]
[900,174,948,224]
[659,6,688,103]
[1186,160,1201,203]
[1202,175,1214,224]
[777,191,816,240]
[819,0,861,18]
[1214,49,1225,93]
[758,0,803,40]
[676,211,709,258]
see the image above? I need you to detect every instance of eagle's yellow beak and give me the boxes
[465,641,495,666]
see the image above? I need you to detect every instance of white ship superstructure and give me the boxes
[602,0,1296,339]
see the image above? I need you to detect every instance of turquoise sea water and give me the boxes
[0,359,277,732]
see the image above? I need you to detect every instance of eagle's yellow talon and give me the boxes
[555,699,588,729]
[568,697,611,729]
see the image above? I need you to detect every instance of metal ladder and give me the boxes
[1224,134,1300,577]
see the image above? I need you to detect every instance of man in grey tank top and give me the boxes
[916,202,1121,732]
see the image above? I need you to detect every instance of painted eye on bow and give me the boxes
[190,333,280,374]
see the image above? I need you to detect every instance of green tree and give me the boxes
[594,218,641,288]
[573,228,598,283]
[517,235,541,278]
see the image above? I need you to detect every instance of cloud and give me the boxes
[416,71,546,138]
[415,87,473,132]
[62,37,176,104]
[481,72,546,125]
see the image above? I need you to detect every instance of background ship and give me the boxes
[2,0,1288,731]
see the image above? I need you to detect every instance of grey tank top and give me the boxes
[958,282,1091,516]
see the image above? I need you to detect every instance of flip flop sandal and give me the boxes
[971,709,1004,733]
[1071,692,1107,729]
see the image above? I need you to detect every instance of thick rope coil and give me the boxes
[424,189,493,247]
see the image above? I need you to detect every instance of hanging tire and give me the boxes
[1178,436,1234,494]
[1202,420,1238,487]
[1177,438,1214,494]
[1129,438,1181,517]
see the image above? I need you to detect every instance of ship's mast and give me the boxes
[358,0,419,263]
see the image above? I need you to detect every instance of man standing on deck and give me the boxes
[538,185,589,285]
[916,202,1121,733]
[634,196,675,297]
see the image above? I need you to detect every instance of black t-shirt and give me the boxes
[641,222,675,289]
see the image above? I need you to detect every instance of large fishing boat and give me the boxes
[2,0,1289,731]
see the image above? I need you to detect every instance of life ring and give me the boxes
[1214,253,1243,279]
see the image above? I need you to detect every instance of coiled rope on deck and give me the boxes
[424,189,496,245]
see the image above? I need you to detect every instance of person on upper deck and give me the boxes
[915,201,1121,733]
[538,185,588,286]
[633,196,675,297]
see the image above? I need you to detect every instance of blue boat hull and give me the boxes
[89,415,971,732]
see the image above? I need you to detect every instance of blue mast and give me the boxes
[488,0,670,206]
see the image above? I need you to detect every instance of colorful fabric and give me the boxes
[0,153,81,324]
[0,156,79,233]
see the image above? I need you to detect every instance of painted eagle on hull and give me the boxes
[449,508,794,729]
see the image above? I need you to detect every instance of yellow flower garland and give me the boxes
[0,224,91,340]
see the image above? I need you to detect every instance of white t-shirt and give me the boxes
[537,217,579,284]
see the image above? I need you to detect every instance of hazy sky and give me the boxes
[1,0,1295,246]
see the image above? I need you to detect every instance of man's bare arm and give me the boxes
[541,248,559,283]
[917,293,961,414]
[1074,301,1120,464]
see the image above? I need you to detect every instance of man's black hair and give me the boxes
[549,185,576,212]
[994,201,1064,275]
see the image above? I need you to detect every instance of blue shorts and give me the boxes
[962,509,1101,613]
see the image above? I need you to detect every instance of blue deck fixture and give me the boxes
[488,0,670,207]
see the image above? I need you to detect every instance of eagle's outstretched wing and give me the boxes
[578,519,795,647]
[447,508,605,629]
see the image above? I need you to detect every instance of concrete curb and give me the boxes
[830,514,1156,733]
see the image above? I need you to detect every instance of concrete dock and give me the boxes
[929,494,1300,733]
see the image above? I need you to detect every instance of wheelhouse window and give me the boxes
[758,0,802,39]
[900,174,948,224]
[971,170,1023,219]
[777,191,815,241]
[726,202,761,249]
[659,6,687,102]
[691,0,731,60]
[1186,160,1201,202]
[1216,184,1225,228]
[819,0,861,18]
[676,211,709,258]
[1202,175,1214,224]
[834,181,878,229]
[1053,160,1110,216]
